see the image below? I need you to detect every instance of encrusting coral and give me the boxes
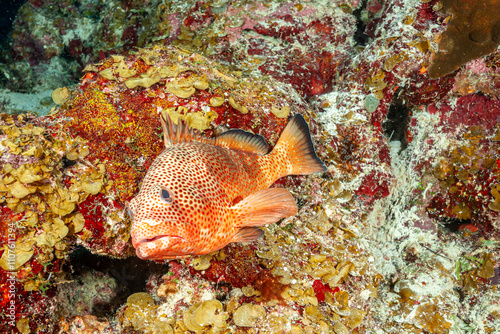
[0,112,105,333]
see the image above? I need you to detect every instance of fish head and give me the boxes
[129,156,223,260]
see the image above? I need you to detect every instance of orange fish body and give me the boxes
[129,113,326,260]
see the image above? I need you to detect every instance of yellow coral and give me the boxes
[183,299,228,331]
[0,234,35,271]
[489,184,500,212]
[123,292,173,334]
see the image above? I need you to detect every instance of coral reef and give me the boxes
[0,111,111,333]
[2,0,355,98]
[1,0,500,333]
[426,125,500,231]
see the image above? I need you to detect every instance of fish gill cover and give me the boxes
[0,0,499,333]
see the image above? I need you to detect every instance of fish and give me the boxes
[129,112,326,260]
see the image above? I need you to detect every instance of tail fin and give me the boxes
[274,114,327,175]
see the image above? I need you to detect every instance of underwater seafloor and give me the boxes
[0,0,499,333]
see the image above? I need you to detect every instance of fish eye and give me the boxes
[159,187,173,204]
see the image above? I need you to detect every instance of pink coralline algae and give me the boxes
[429,94,500,133]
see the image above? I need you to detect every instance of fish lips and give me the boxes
[134,235,184,260]
[130,219,180,248]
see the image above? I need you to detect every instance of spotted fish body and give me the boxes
[129,113,326,260]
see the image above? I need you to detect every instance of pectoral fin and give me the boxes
[232,227,264,243]
[232,188,298,227]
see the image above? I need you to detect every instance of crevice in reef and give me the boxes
[65,246,167,318]
[0,0,26,48]
[382,88,411,151]
[441,218,472,233]
[352,0,370,47]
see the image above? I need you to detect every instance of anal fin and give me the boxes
[232,188,298,227]
[232,227,264,243]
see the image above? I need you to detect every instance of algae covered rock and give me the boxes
[233,303,265,327]
[183,299,228,331]
[123,292,173,334]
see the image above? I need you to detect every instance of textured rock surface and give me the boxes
[0,0,499,333]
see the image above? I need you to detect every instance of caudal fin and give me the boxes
[274,114,327,175]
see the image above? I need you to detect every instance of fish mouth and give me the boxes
[134,235,185,260]
[135,235,184,246]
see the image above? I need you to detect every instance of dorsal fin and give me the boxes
[160,112,268,155]
[160,112,213,147]
[215,129,268,155]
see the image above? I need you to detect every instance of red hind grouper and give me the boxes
[129,113,326,260]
